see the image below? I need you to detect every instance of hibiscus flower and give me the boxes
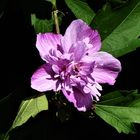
[31,19,121,111]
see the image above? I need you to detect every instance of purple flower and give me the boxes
[31,19,121,111]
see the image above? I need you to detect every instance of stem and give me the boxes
[52,0,60,34]
[53,10,60,34]
[4,128,11,140]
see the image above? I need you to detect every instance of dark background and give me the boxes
[0,0,140,139]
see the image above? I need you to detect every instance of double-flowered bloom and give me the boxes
[31,19,121,111]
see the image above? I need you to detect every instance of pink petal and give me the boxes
[31,64,58,92]
[62,19,101,53]
[62,87,93,112]
[36,33,62,60]
[78,61,95,75]
[69,41,86,62]
[91,52,121,85]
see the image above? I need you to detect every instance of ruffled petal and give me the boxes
[78,61,95,75]
[91,52,121,85]
[36,33,62,60]
[31,64,58,92]
[62,87,93,112]
[62,19,101,53]
[84,82,102,101]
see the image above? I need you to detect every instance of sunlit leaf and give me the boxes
[46,0,56,7]
[65,0,95,24]
[92,0,140,57]
[11,94,48,130]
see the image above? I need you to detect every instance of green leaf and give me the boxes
[31,14,54,33]
[92,0,140,57]
[11,94,48,130]
[109,0,128,4]
[108,0,129,6]
[95,90,140,134]
[95,104,139,134]
[128,98,140,107]
[108,0,129,10]
[65,0,95,24]
[99,89,139,106]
